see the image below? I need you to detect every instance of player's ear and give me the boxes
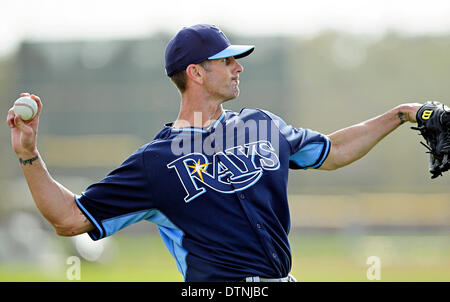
[186,64,205,86]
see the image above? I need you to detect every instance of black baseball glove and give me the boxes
[411,101,450,178]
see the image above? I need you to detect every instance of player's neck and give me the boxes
[173,95,224,129]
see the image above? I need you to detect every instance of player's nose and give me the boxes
[232,57,243,74]
[237,61,243,73]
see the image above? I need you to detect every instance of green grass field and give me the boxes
[1,232,449,282]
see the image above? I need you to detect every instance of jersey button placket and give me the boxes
[236,192,281,269]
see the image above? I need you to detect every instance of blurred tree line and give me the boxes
[1,30,449,213]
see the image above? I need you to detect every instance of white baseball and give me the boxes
[13,96,38,121]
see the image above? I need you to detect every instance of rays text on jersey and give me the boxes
[167,140,280,203]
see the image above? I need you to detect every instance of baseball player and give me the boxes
[7,24,423,282]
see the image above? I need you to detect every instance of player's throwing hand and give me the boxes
[6,93,43,157]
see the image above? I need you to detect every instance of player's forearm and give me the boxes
[322,104,417,170]
[17,149,78,234]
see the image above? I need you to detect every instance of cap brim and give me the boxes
[208,45,255,60]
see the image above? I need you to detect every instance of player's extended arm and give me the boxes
[319,103,422,170]
[6,93,94,236]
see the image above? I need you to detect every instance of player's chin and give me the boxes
[222,96,237,104]
[222,89,239,103]
[225,93,239,103]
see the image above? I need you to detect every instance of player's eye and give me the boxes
[215,57,232,65]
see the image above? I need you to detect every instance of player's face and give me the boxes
[202,57,243,102]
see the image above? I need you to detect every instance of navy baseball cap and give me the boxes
[165,24,255,77]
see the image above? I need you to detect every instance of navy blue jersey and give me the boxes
[75,108,330,281]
